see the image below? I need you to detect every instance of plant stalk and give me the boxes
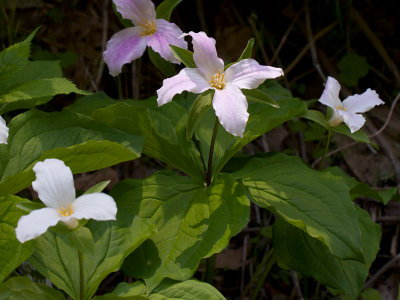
[78,250,84,300]
[318,127,331,170]
[250,249,277,300]
[205,119,219,186]
[204,255,216,284]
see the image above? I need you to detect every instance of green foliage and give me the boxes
[300,109,330,130]
[338,53,370,87]
[0,276,65,300]
[332,124,375,145]
[156,0,183,21]
[231,153,363,261]
[273,206,380,298]
[29,217,155,300]
[112,171,249,291]
[0,195,34,283]
[65,226,95,254]
[241,88,280,108]
[186,89,214,141]
[83,180,111,194]
[148,47,176,77]
[237,38,255,60]
[170,45,196,68]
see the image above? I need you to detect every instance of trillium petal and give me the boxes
[183,31,224,80]
[32,159,76,209]
[342,88,384,114]
[148,19,187,64]
[319,76,342,109]
[213,84,249,137]
[104,27,148,76]
[341,111,366,133]
[224,59,283,89]
[157,68,210,106]
[15,208,61,243]
[71,193,117,221]
[0,116,8,144]
[114,0,156,25]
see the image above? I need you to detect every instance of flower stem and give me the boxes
[318,127,331,170]
[250,249,277,300]
[78,250,84,300]
[205,119,219,186]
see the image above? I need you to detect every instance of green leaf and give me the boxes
[238,38,254,60]
[300,109,329,130]
[273,206,380,298]
[112,171,249,291]
[0,276,65,300]
[0,107,144,195]
[65,226,95,254]
[84,180,111,194]
[338,53,370,87]
[332,124,374,145]
[241,88,280,108]
[112,2,133,27]
[148,47,176,77]
[102,279,225,299]
[231,153,363,261]
[186,90,214,141]
[0,195,34,283]
[170,45,196,68]
[156,0,183,21]
[361,288,382,300]
[29,217,155,300]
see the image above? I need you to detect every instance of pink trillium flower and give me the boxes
[157,31,284,137]
[15,159,117,243]
[104,0,187,76]
[319,76,384,133]
[0,116,8,144]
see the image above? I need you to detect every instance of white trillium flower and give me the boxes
[0,116,9,144]
[319,76,384,133]
[157,31,284,137]
[15,159,117,243]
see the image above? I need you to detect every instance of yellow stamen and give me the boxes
[209,69,226,90]
[138,20,157,36]
[335,105,346,111]
[58,204,73,217]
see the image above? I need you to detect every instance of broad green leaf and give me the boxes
[112,171,249,291]
[241,88,280,108]
[170,45,196,68]
[338,53,370,87]
[0,276,65,300]
[102,279,224,299]
[273,206,380,298]
[65,226,95,254]
[84,180,111,194]
[231,153,363,261]
[238,38,255,60]
[0,195,34,283]
[186,90,214,141]
[332,124,374,146]
[148,47,176,77]
[300,109,329,129]
[0,108,144,195]
[29,217,155,300]
[156,0,183,21]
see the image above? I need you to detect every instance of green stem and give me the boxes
[250,249,277,300]
[204,255,216,284]
[78,250,84,300]
[205,119,219,186]
[318,127,331,170]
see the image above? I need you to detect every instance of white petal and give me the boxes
[224,59,283,89]
[71,193,117,221]
[319,76,342,109]
[342,88,384,113]
[15,208,61,243]
[32,159,76,209]
[157,68,210,106]
[0,116,8,144]
[212,84,249,137]
[183,31,224,80]
[328,109,344,127]
[147,19,187,64]
[113,0,156,25]
[342,111,366,133]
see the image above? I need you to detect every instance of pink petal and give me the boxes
[342,111,366,133]
[157,68,210,106]
[212,84,249,137]
[104,27,148,76]
[32,159,76,210]
[319,76,342,109]
[15,208,61,243]
[113,0,156,25]
[0,116,8,144]
[342,88,384,114]
[147,19,187,64]
[71,193,117,221]
[183,31,224,80]
[224,59,283,89]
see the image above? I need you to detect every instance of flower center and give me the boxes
[138,20,157,36]
[58,204,73,217]
[210,69,226,90]
[335,105,346,111]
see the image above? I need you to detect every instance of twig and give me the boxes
[363,253,400,289]
[195,0,208,34]
[248,15,270,65]
[95,0,109,85]
[291,270,304,300]
[80,55,99,92]
[240,235,249,294]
